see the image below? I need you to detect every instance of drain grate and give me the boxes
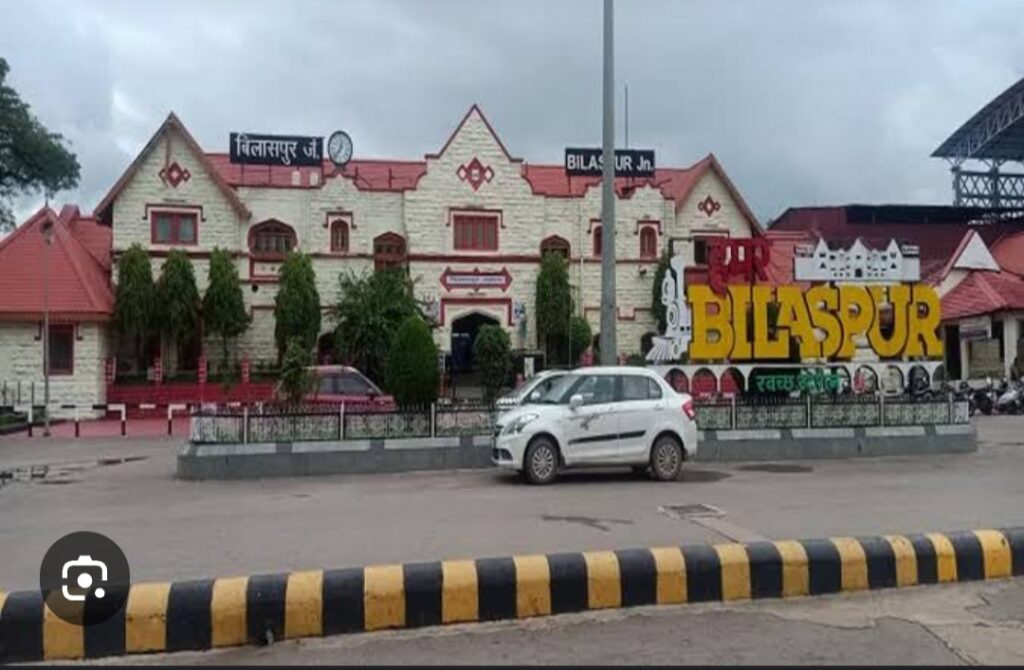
[660,503,724,520]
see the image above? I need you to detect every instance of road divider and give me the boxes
[1,528,1021,662]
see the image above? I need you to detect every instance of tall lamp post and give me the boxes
[41,219,54,437]
[599,0,617,364]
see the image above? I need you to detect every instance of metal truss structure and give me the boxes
[933,77,1024,208]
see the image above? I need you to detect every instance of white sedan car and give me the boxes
[492,366,698,484]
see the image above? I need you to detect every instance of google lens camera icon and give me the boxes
[61,555,108,601]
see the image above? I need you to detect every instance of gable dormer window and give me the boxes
[151,210,197,245]
[249,220,297,257]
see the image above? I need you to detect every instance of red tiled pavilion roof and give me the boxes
[940,270,1024,321]
[0,207,113,322]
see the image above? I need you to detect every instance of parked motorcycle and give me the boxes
[995,378,1024,415]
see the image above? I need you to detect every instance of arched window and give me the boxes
[249,220,296,256]
[592,226,602,257]
[330,219,349,253]
[540,235,570,260]
[374,232,407,272]
[639,227,657,259]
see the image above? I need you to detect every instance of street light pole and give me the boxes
[42,220,54,437]
[599,0,617,365]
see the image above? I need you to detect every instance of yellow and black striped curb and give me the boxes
[1,528,1022,662]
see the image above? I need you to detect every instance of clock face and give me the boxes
[328,131,353,166]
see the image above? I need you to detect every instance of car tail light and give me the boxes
[682,399,696,420]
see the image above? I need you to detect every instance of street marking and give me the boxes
[513,554,551,618]
[926,533,958,583]
[363,564,405,631]
[441,560,478,624]
[773,540,810,597]
[650,546,686,604]
[125,582,171,653]
[714,543,751,601]
[830,537,869,592]
[210,577,248,648]
[583,551,621,609]
[284,570,323,639]
[973,530,1012,579]
[884,535,918,587]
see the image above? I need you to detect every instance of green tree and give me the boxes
[535,252,572,362]
[568,316,592,366]
[155,250,200,366]
[202,247,250,366]
[333,268,421,384]
[651,249,671,333]
[385,316,439,408]
[0,59,80,234]
[114,244,156,371]
[277,337,314,405]
[274,251,321,361]
[474,325,511,404]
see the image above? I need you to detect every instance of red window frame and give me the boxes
[150,211,198,245]
[47,324,74,376]
[593,225,603,257]
[330,219,350,253]
[249,220,297,258]
[639,227,658,259]
[452,213,499,251]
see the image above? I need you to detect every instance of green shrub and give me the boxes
[277,337,314,405]
[474,325,511,403]
[568,316,592,366]
[274,252,321,361]
[385,316,439,408]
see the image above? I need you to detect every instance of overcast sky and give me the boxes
[2,0,1022,225]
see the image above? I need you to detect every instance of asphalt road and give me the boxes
[3,416,1024,664]
[0,417,1021,589]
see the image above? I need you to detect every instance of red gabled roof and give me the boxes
[205,154,429,192]
[94,112,251,221]
[427,104,521,163]
[0,207,113,321]
[521,153,763,233]
[941,270,1024,321]
[991,230,1024,276]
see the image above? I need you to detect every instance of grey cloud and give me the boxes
[2,0,1021,224]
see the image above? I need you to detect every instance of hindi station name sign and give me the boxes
[230,132,323,167]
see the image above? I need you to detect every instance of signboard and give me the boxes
[229,133,323,167]
[708,238,771,295]
[241,357,251,385]
[440,267,512,292]
[960,315,992,341]
[647,236,944,364]
[198,356,207,384]
[794,238,920,283]
[969,339,1002,378]
[564,148,655,178]
[153,357,163,385]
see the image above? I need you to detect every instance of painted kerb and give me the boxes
[1,527,1021,662]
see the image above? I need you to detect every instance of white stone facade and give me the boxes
[0,323,109,417]
[104,107,761,366]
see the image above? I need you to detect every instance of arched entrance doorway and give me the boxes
[451,312,500,373]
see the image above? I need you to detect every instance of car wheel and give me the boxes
[523,437,559,485]
[649,435,683,482]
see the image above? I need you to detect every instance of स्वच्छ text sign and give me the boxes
[686,283,944,361]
